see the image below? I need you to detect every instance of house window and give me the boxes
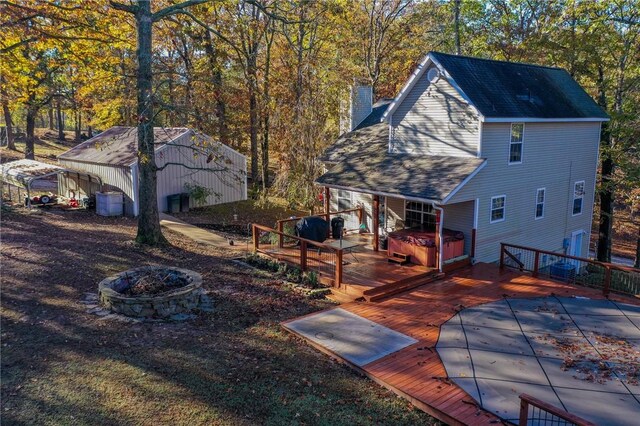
[572,181,585,215]
[337,190,352,211]
[535,188,545,219]
[405,201,435,229]
[509,123,524,164]
[490,195,506,223]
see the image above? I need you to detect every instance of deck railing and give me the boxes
[276,207,365,237]
[519,394,596,426]
[500,243,640,297]
[252,223,343,286]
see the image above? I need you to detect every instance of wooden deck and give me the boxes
[258,233,438,301]
[283,263,640,426]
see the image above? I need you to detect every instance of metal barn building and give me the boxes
[58,126,247,216]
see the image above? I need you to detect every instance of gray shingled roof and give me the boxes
[317,153,485,202]
[320,99,391,164]
[320,122,389,164]
[58,126,190,166]
[353,99,393,130]
[430,52,609,119]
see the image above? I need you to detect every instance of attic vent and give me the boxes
[427,68,440,83]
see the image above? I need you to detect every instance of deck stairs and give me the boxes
[330,270,445,303]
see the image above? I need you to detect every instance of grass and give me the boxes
[174,196,308,230]
[1,129,76,165]
[0,207,440,425]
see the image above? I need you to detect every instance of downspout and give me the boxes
[432,203,444,272]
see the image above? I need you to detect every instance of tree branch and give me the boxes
[152,0,209,22]
[109,1,137,14]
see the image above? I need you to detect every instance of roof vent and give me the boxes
[427,68,440,83]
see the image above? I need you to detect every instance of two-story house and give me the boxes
[317,52,609,270]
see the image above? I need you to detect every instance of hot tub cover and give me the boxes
[388,227,464,247]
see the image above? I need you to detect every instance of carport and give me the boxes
[0,159,102,208]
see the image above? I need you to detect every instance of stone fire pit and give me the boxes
[99,266,211,319]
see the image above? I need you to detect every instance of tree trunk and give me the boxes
[2,98,16,150]
[75,111,82,141]
[56,99,65,141]
[596,66,612,263]
[204,31,229,148]
[25,106,37,160]
[635,224,640,268]
[248,61,259,186]
[261,27,274,192]
[88,125,93,138]
[134,1,165,245]
[454,0,461,55]
[48,105,54,130]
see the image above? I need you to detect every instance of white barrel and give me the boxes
[96,191,124,216]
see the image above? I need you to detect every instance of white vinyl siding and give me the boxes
[329,189,372,231]
[389,65,479,157]
[386,196,405,231]
[337,190,353,211]
[509,123,524,164]
[443,200,474,256]
[572,180,585,216]
[446,122,600,263]
[535,188,545,219]
[490,195,506,223]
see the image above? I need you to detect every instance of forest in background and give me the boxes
[1,0,638,261]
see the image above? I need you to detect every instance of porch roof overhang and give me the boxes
[316,154,486,204]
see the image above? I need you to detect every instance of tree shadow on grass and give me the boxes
[1,210,438,425]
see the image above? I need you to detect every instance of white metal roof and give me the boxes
[0,159,101,189]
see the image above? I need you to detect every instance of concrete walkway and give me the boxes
[159,213,245,250]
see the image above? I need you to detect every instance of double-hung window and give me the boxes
[572,181,585,215]
[490,195,506,223]
[535,188,545,219]
[405,201,435,229]
[509,123,524,164]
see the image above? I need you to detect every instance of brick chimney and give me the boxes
[340,81,372,134]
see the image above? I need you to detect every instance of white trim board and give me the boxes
[441,160,487,204]
[482,117,609,123]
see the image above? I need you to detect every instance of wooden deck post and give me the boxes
[252,224,259,252]
[277,220,284,248]
[518,397,529,426]
[499,243,505,269]
[373,195,380,251]
[533,251,540,277]
[434,209,441,270]
[324,186,330,215]
[335,249,343,287]
[470,228,476,258]
[300,240,307,271]
[324,187,331,238]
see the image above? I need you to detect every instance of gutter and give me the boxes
[314,181,440,205]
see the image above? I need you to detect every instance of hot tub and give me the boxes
[387,228,464,267]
